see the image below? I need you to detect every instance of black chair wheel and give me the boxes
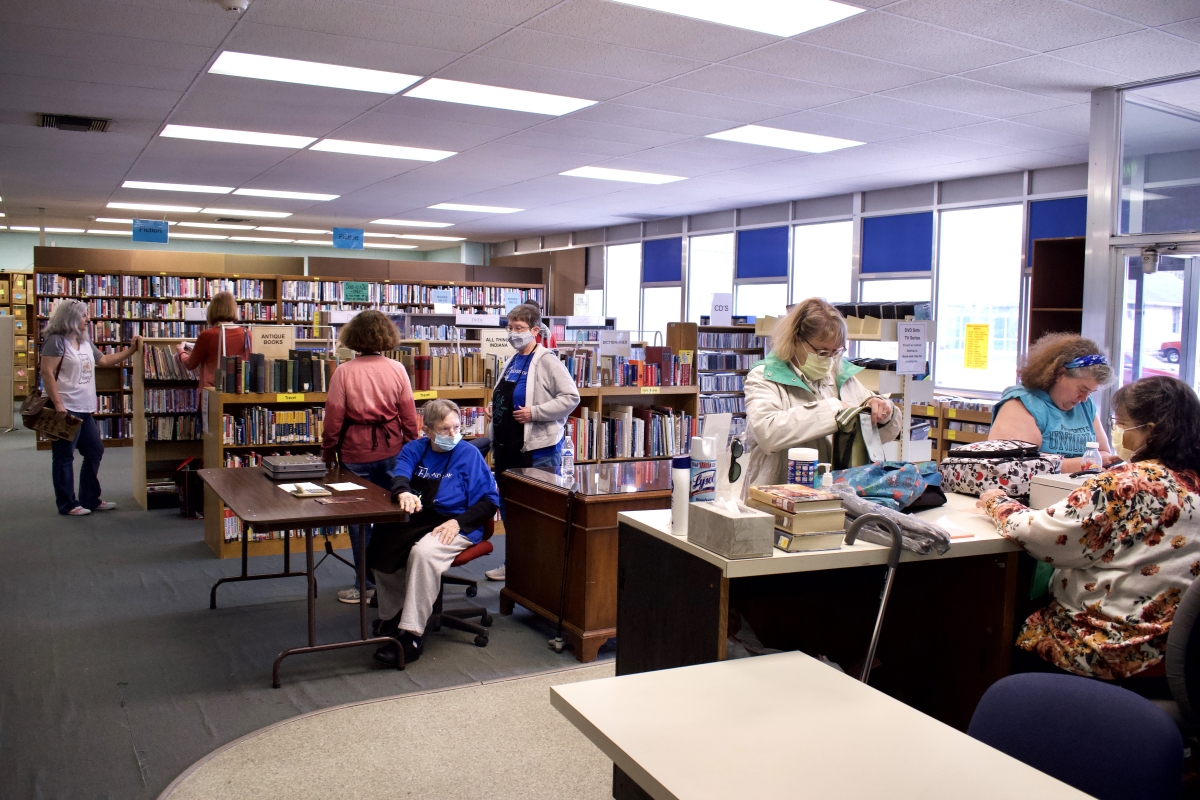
[465,586,478,598]
[481,614,493,627]
[474,635,489,647]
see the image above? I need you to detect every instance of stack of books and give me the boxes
[747,484,847,553]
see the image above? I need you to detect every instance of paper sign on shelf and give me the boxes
[503,290,522,313]
[567,316,605,327]
[896,321,927,375]
[342,281,370,302]
[332,228,364,250]
[183,307,206,322]
[574,293,589,316]
[964,323,989,370]
[599,330,631,357]
[482,329,513,359]
[640,386,661,395]
[456,313,502,327]
[430,289,454,315]
[132,219,168,243]
[412,390,438,400]
[276,393,305,402]
[251,325,295,360]
[710,293,732,327]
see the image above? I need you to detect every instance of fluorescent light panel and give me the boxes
[255,226,330,234]
[172,233,228,240]
[160,124,315,149]
[108,202,201,213]
[560,166,685,184]
[122,180,233,194]
[364,232,399,238]
[233,188,339,201]
[177,222,255,230]
[370,219,453,228]
[96,217,175,226]
[608,0,863,37]
[201,208,292,218]
[404,78,595,116]
[428,203,522,214]
[294,240,333,246]
[44,227,84,233]
[87,229,128,236]
[706,125,862,153]
[365,243,419,250]
[397,234,465,241]
[310,139,455,162]
[210,51,421,94]
[11,226,39,231]
[229,236,294,243]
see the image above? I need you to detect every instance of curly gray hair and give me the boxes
[44,299,89,340]
[421,398,460,432]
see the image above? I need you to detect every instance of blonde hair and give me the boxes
[772,298,847,364]
[1020,333,1113,391]
[207,291,238,326]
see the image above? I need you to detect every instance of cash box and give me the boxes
[261,454,328,481]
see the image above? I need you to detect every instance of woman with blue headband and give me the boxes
[989,333,1117,473]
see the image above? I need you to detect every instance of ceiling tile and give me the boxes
[315,110,517,152]
[528,0,773,61]
[474,27,704,83]
[981,151,1080,170]
[373,95,551,132]
[1162,18,1200,44]
[594,147,786,177]
[1052,29,1200,81]
[226,22,461,76]
[0,0,234,47]
[0,21,213,73]
[1045,144,1090,161]
[534,117,691,147]
[0,49,196,93]
[962,56,1132,103]
[885,132,1029,160]
[433,55,645,101]
[172,75,380,136]
[765,110,921,143]
[374,0,560,27]
[501,129,648,158]
[241,152,423,196]
[726,41,940,93]
[818,94,991,132]
[664,65,862,110]
[132,137,300,184]
[568,103,731,136]
[882,77,1071,118]
[798,11,1030,74]
[614,85,795,123]
[1009,104,1092,136]
[1070,0,1200,26]
[0,75,182,122]
[890,0,1140,50]
[944,120,1087,150]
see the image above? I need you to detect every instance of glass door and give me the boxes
[1118,246,1200,389]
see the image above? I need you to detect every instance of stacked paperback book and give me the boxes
[746,484,847,552]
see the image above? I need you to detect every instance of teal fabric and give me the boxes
[759,352,863,394]
[993,385,1096,457]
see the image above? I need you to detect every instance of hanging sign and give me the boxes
[964,323,990,370]
[482,329,513,359]
[503,290,522,313]
[896,321,927,375]
[710,293,732,327]
[600,330,631,357]
[132,219,168,243]
[342,281,369,302]
[332,228,364,250]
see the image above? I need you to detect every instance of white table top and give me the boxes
[552,651,1090,800]
[617,492,1019,578]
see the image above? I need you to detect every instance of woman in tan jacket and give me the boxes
[743,298,902,490]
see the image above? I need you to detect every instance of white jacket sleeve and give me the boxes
[531,354,581,423]
[744,368,838,454]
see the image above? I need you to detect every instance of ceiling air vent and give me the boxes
[215,217,251,223]
[40,114,109,133]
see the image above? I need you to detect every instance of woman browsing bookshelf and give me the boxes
[175,291,249,390]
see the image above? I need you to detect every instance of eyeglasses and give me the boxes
[728,438,744,483]
[505,326,532,334]
[432,424,461,436]
[802,338,845,359]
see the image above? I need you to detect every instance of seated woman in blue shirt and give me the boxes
[368,399,499,666]
[989,334,1119,473]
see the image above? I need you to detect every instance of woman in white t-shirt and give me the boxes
[40,299,141,516]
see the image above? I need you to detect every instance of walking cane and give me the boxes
[843,513,904,684]
[550,483,578,653]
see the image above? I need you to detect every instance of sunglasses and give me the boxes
[728,438,744,483]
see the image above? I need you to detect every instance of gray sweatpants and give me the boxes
[373,532,472,636]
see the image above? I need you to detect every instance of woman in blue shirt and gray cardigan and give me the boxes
[369,399,499,666]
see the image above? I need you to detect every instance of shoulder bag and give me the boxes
[21,345,83,441]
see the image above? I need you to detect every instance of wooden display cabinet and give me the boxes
[1028,237,1085,346]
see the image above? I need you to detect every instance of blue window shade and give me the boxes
[736,227,789,279]
[642,237,682,283]
[861,212,933,274]
[1029,197,1086,256]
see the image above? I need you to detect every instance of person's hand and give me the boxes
[483,406,493,420]
[1102,453,1123,467]
[432,519,460,544]
[54,408,69,421]
[977,489,1006,512]
[176,342,187,356]
[394,492,422,513]
[323,454,337,470]
[130,335,143,352]
[513,406,533,424]
[866,396,894,425]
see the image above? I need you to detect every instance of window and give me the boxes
[858,279,932,360]
[641,286,682,344]
[935,204,1023,392]
[1120,76,1200,235]
[605,243,641,333]
[687,233,734,323]
[735,283,787,318]
[792,220,852,304]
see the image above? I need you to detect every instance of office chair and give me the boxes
[968,672,1183,800]
[1147,576,1200,732]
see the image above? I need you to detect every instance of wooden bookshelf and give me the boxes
[1028,237,1084,345]
[687,323,765,439]
[132,338,202,510]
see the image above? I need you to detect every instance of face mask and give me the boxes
[1111,423,1146,462]
[798,352,834,383]
[508,331,534,350]
[434,432,462,451]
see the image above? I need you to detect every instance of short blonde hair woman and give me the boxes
[177,291,249,389]
[741,298,901,491]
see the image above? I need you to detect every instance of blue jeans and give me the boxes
[342,456,397,590]
[52,413,104,515]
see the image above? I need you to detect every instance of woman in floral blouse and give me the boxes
[979,376,1200,681]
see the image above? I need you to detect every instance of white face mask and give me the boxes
[1111,423,1147,462]
[508,330,535,350]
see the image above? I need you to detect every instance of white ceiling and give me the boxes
[1,0,1200,246]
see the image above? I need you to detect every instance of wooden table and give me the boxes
[499,462,672,662]
[198,466,409,687]
[552,651,1089,800]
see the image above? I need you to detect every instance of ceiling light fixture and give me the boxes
[209,51,422,94]
[255,226,330,234]
[11,226,40,231]
[160,124,315,149]
[107,201,202,213]
[229,236,294,243]
[309,139,456,161]
[293,240,333,246]
[370,218,453,228]
[428,203,522,214]
[560,166,685,184]
[201,208,293,218]
[364,232,400,238]
[404,78,595,116]
[44,227,85,233]
[86,229,129,236]
[706,124,862,152]
[177,221,255,230]
[608,0,863,37]
[364,243,419,250]
[396,234,466,241]
[233,188,339,201]
[172,233,229,240]
[122,180,234,194]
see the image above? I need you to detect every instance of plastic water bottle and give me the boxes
[1080,442,1102,471]
[560,435,575,479]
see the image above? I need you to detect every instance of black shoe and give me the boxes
[372,632,422,667]
[373,640,402,667]
[372,613,400,639]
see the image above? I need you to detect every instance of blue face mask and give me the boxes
[434,432,461,451]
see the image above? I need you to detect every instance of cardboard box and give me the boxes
[13,318,26,334]
[13,381,28,396]
[14,352,28,366]
[11,273,26,288]
[0,281,8,303]
[13,366,30,383]
[0,307,8,315]
[13,306,25,319]
[14,335,27,351]
[11,289,26,303]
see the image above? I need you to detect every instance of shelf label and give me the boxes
[251,325,295,359]
[600,330,630,357]
[946,430,957,440]
[710,293,732,327]
[276,393,305,402]
[413,390,438,400]
[332,227,364,250]
[456,313,502,327]
[640,386,660,395]
[947,409,957,418]
[896,321,927,375]
[567,315,605,327]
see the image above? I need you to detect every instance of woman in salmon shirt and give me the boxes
[175,291,248,389]
[321,310,420,604]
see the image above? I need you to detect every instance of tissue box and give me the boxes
[687,501,774,559]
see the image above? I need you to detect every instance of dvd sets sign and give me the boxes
[132,219,168,243]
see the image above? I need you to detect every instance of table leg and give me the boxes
[209,522,309,609]
[307,528,316,647]
[357,524,368,640]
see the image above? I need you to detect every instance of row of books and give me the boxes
[935,396,997,414]
[235,303,278,321]
[126,321,205,338]
[216,352,335,394]
[144,344,199,381]
[96,417,131,439]
[36,274,120,297]
[122,275,205,298]
[145,388,198,414]
[36,298,122,318]
[700,395,747,415]
[121,300,205,318]
[222,449,313,468]
[206,278,269,299]
[697,353,761,370]
[567,403,694,461]
[96,394,132,414]
[147,415,202,441]
[459,406,488,435]
[221,407,325,445]
[697,332,766,349]
[699,373,746,392]
[410,352,488,390]
[278,281,542,307]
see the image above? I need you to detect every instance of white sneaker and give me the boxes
[485,565,506,581]
[337,587,375,604]
[94,501,117,511]
[67,506,91,516]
